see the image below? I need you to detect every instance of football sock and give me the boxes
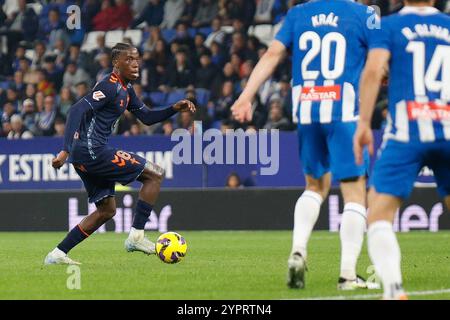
[57,224,90,254]
[131,199,153,230]
[339,202,366,280]
[368,220,404,299]
[291,190,323,259]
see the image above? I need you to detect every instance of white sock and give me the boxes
[339,202,367,280]
[52,247,66,256]
[129,227,144,241]
[368,220,404,299]
[291,190,323,260]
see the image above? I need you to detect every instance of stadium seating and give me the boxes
[124,29,143,47]
[105,30,125,48]
[81,31,105,52]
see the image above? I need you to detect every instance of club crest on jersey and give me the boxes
[92,90,106,101]
[300,85,341,102]
[407,101,450,121]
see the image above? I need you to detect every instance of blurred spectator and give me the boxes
[204,17,226,48]
[211,80,235,122]
[21,98,39,134]
[43,55,64,92]
[178,0,198,25]
[264,99,291,131]
[30,41,46,71]
[225,172,243,189]
[160,119,175,136]
[36,95,58,136]
[82,0,102,32]
[192,0,218,28]
[167,49,195,89]
[95,53,113,83]
[196,52,219,89]
[177,110,194,132]
[131,0,164,28]
[110,0,133,30]
[75,82,89,100]
[210,41,225,68]
[13,70,26,99]
[12,44,29,73]
[143,27,162,53]
[63,61,91,95]
[254,0,276,24]
[227,0,256,28]
[39,7,66,46]
[172,22,195,51]
[58,87,75,118]
[7,114,33,139]
[2,0,38,46]
[91,34,112,61]
[160,0,185,30]
[1,102,16,123]
[24,84,37,102]
[53,116,66,137]
[92,0,117,31]
[0,121,11,138]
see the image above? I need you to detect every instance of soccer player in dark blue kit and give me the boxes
[44,43,196,265]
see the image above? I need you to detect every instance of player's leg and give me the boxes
[288,124,330,289]
[367,189,406,299]
[46,197,117,264]
[44,169,117,265]
[291,173,330,259]
[367,140,421,299]
[327,121,370,289]
[338,177,368,289]
[125,162,165,254]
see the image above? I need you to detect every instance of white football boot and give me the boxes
[337,275,381,290]
[44,248,81,265]
[287,252,307,289]
[125,228,156,255]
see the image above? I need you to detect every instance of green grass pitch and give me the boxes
[0,231,449,300]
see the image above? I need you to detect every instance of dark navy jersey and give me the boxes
[63,72,177,160]
[76,73,139,149]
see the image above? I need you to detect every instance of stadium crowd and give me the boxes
[0,0,449,139]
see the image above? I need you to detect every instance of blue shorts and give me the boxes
[297,122,368,181]
[371,139,450,199]
[70,145,146,203]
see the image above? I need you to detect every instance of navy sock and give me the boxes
[132,200,153,229]
[57,225,90,254]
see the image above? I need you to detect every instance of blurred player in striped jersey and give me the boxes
[354,0,450,299]
[232,0,381,290]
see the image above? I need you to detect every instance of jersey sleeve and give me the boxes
[274,8,295,48]
[126,85,146,112]
[368,16,392,52]
[126,86,177,126]
[82,79,117,111]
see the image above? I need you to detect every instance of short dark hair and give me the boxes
[111,42,134,63]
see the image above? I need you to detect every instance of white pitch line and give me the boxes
[293,288,450,300]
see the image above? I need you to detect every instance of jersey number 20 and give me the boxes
[299,31,347,81]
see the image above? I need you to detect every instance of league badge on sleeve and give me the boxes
[92,91,106,101]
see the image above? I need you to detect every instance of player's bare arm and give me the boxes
[354,49,391,164]
[231,40,286,123]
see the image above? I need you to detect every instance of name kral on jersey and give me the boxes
[312,13,338,27]
[407,101,450,121]
[402,24,450,43]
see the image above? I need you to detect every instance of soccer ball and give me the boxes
[156,232,187,264]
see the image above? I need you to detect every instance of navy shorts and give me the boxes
[70,145,146,203]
